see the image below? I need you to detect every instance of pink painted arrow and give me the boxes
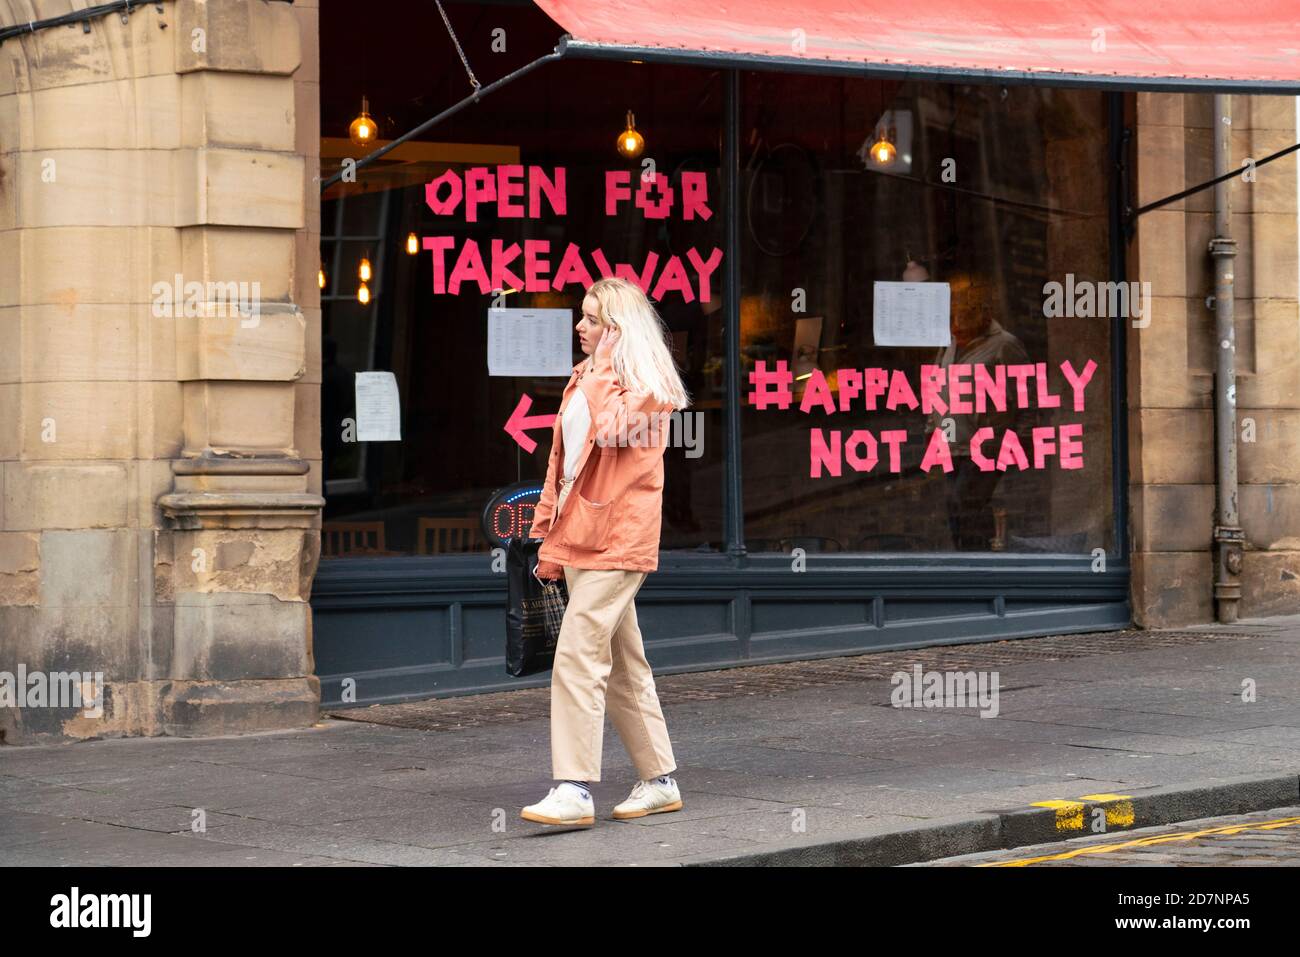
[504,393,556,453]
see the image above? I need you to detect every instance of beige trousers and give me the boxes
[550,481,676,782]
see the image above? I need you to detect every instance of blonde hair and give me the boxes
[585,277,691,410]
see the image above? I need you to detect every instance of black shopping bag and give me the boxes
[505,537,568,676]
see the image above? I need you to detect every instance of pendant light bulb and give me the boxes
[406,232,419,255]
[616,110,645,159]
[349,95,377,147]
[359,256,372,282]
[870,126,897,166]
[357,281,371,305]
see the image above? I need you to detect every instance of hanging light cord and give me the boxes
[434,0,481,96]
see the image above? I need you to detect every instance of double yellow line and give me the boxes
[1028,793,1136,832]
[979,813,1300,866]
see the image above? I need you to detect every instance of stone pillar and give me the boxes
[1128,92,1300,626]
[0,0,323,741]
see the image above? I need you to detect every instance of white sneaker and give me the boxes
[520,784,595,826]
[612,776,683,820]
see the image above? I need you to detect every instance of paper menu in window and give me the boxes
[872,282,952,347]
[487,308,574,377]
[355,371,402,442]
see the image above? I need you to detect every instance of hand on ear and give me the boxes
[595,324,620,359]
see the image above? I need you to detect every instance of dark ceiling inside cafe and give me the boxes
[318,0,913,168]
[321,0,722,159]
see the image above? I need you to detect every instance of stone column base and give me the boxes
[1,677,321,743]
[156,677,321,737]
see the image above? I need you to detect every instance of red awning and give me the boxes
[536,0,1300,91]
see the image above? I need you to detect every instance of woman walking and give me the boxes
[521,277,689,827]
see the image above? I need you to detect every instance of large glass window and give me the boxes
[737,73,1115,554]
[320,1,725,557]
[319,2,1118,562]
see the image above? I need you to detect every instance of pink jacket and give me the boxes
[529,353,675,574]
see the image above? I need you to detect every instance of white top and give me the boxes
[561,388,591,482]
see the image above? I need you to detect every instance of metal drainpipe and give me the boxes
[1211,93,1244,622]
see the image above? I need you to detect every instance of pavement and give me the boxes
[2,616,1300,867]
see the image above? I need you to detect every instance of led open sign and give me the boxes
[481,481,544,547]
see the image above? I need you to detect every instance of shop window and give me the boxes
[320,8,725,558]
[738,74,1115,554]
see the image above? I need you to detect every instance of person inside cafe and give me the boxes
[927,269,1031,550]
